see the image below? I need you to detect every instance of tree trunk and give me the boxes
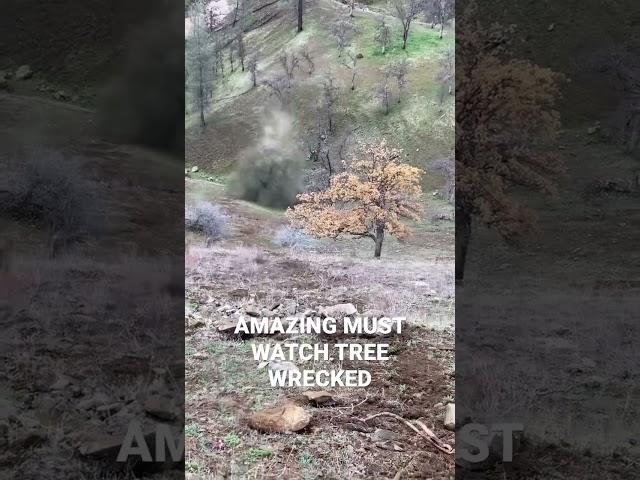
[374,225,384,258]
[297,0,303,32]
[456,201,471,281]
[200,107,205,128]
[402,32,408,50]
[439,22,444,39]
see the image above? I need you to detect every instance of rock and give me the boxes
[50,375,71,391]
[191,166,199,173]
[144,396,177,421]
[444,403,455,430]
[14,427,47,449]
[268,360,300,375]
[301,390,334,405]
[244,306,261,317]
[319,303,357,318]
[53,90,69,101]
[361,309,385,319]
[356,53,364,59]
[248,403,311,433]
[547,23,555,31]
[0,78,8,90]
[344,422,373,433]
[587,126,599,135]
[76,428,153,458]
[372,428,400,442]
[187,316,205,329]
[217,318,239,334]
[15,65,33,80]
[96,402,123,418]
[229,288,249,298]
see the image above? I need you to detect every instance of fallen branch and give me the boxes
[363,412,454,455]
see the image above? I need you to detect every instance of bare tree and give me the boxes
[377,73,393,115]
[342,50,360,90]
[391,0,422,50]
[297,0,304,32]
[322,74,339,132]
[229,45,236,72]
[236,30,246,71]
[348,0,356,17]
[430,155,454,203]
[331,20,357,57]
[436,46,454,103]
[301,47,315,75]
[264,74,293,106]
[247,55,259,87]
[279,52,300,87]
[186,0,214,127]
[424,0,454,39]
[389,58,409,103]
[374,18,392,55]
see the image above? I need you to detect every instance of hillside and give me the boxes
[184,1,456,478]
[186,0,454,191]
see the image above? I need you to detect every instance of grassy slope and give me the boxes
[186,0,454,192]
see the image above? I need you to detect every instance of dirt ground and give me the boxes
[185,178,455,479]
[0,90,184,478]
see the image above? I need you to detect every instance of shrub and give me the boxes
[1,151,95,236]
[185,201,230,242]
[273,226,315,249]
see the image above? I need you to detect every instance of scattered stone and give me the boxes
[53,90,69,101]
[50,375,71,391]
[191,166,199,173]
[14,427,47,449]
[248,403,311,433]
[356,53,364,59]
[15,65,33,80]
[217,318,239,334]
[187,316,205,329]
[76,428,153,458]
[372,428,400,442]
[96,402,123,418]
[361,309,385,318]
[583,376,604,389]
[244,306,261,317]
[301,390,334,405]
[229,288,249,298]
[268,360,300,375]
[319,303,357,318]
[144,396,177,421]
[192,352,209,360]
[444,403,455,430]
[345,422,373,433]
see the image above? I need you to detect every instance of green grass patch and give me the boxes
[358,21,450,61]
[243,447,273,463]
[223,432,242,448]
[185,423,202,438]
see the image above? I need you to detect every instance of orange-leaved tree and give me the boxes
[287,140,423,257]
[456,2,566,280]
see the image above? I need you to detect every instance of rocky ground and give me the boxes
[184,178,455,479]
[1,83,184,478]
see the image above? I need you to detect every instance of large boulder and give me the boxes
[248,403,311,433]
